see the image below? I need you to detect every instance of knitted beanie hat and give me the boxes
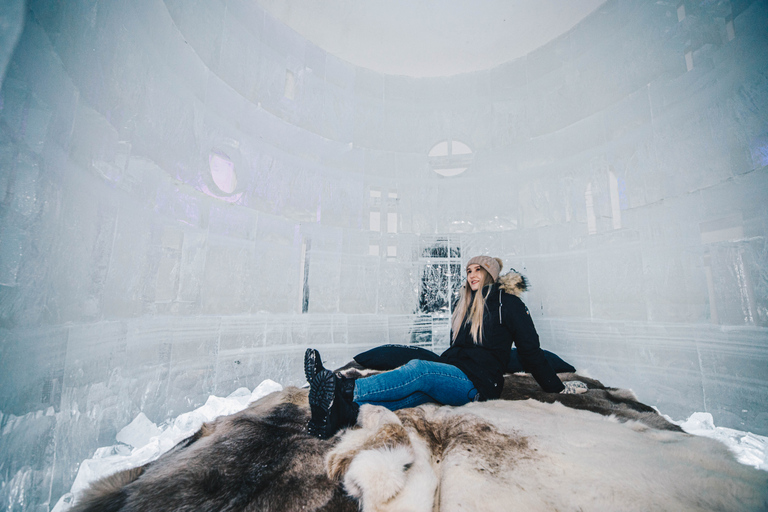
[465,256,503,282]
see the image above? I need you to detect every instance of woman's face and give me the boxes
[466,264,488,291]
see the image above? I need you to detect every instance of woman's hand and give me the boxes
[560,381,588,394]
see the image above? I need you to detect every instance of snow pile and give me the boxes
[678,412,768,472]
[115,412,162,449]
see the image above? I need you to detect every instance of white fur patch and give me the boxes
[344,446,414,506]
[328,405,438,512]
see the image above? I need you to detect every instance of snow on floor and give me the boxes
[669,412,768,472]
[52,379,768,511]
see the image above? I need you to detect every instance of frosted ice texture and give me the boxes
[0,0,767,509]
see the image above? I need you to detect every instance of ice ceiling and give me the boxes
[0,0,767,509]
[253,0,608,76]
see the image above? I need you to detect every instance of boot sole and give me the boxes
[307,369,335,439]
[304,348,324,384]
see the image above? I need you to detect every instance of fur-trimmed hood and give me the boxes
[497,271,528,297]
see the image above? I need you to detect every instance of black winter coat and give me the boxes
[440,283,565,400]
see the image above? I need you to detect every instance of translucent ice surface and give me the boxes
[1,0,767,509]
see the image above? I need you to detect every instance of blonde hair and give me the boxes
[451,258,503,344]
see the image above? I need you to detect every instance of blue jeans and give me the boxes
[353,359,479,411]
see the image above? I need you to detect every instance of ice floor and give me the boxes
[48,378,768,512]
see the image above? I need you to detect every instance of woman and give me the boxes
[305,255,585,439]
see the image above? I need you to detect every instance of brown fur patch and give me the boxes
[326,450,351,482]
[396,407,530,474]
[199,422,216,437]
[326,452,349,482]
[359,423,411,452]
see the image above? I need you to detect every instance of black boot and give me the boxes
[304,348,326,384]
[338,390,359,429]
[338,376,356,402]
[307,370,359,440]
[307,369,336,439]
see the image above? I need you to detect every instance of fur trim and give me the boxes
[498,271,528,297]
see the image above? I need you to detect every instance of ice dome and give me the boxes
[0,0,766,508]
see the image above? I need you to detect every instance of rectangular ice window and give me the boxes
[685,51,693,71]
[370,190,381,198]
[387,245,397,258]
[369,244,379,256]
[387,212,397,233]
[726,20,735,41]
[370,211,381,231]
[677,4,685,22]
[388,191,398,199]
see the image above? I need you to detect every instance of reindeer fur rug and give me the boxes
[71,375,768,512]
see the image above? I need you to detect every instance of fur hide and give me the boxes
[70,388,358,512]
[500,371,684,431]
[329,402,768,512]
[71,380,768,512]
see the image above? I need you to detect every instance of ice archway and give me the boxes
[0,0,766,508]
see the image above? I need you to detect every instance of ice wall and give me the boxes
[0,0,766,508]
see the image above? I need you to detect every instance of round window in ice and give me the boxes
[209,151,238,194]
[429,140,473,177]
